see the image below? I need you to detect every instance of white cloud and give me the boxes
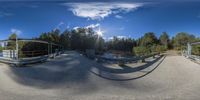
[66,23,70,29]
[0,12,13,17]
[55,21,65,30]
[73,26,80,30]
[85,23,100,29]
[86,23,104,36]
[119,27,125,30]
[64,2,143,20]
[58,21,65,26]
[117,35,128,39]
[108,35,129,40]
[115,15,123,19]
[11,28,22,35]
[72,23,104,36]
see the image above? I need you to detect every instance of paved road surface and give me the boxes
[0,51,200,100]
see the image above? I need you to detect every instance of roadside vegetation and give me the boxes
[2,28,200,57]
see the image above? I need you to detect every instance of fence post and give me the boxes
[16,35,19,60]
[187,43,192,58]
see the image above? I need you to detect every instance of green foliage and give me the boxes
[192,45,200,56]
[0,46,4,52]
[107,36,136,52]
[39,29,60,43]
[140,32,158,47]
[60,30,71,49]
[155,45,166,53]
[39,28,104,52]
[159,32,169,49]
[133,46,150,56]
[7,33,17,50]
[4,28,200,58]
[9,33,17,40]
[173,32,196,50]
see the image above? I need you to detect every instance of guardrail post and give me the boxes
[16,35,19,60]
[187,43,192,58]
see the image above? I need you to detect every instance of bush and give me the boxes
[133,46,150,56]
[192,45,200,56]
[155,45,166,53]
[0,46,4,52]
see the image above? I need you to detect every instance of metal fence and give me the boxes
[96,53,160,64]
[182,50,200,63]
[0,39,64,65]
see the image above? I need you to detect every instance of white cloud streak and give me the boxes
[108,35,130,40]
[73,23,104,36]
[55,21,65,30]
[115,15,123,19]
[73,26,80,30]
[11,28,22,35]
[0,12,13,17]
[85,23,100,29]
[64,2,143,20]
[119,27,125,30]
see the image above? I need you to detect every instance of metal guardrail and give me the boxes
[96,53,160,64]
[0,55,48,65]
[182,51,200,63]
[0,51,63,66]
[0,38,64,66]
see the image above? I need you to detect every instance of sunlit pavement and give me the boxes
[0,51,200,100]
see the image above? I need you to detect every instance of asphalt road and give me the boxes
[0,51,200,100]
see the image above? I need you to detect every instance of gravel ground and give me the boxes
[0,51,200,100]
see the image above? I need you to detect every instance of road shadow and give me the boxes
[6,52,97,90]
[4,51,166,94]
[89,55,166,81]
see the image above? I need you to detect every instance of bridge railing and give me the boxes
[182,50,200,63]
[96,52,160,64]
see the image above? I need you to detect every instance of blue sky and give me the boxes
[0,0,200,40]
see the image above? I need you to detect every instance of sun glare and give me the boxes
[96,27,103,36]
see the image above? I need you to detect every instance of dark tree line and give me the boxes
[106,36,136,52]
[3,28,200,57]
[38,28,104,52]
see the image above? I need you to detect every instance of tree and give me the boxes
[155,45,166,53]
[9,33,17,40]
[106,37,136,52]
[0,46,4,52]
[192,45,200,56]
[7,33,17,50]
[141,32,158,47]
[39,29,61,43]
[173,32,196,50]
[159,32,169,49]
[133,46,150,56]
[60,30,71,49]
[133,46,151,62]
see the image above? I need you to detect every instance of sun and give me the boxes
[96,27,103,36]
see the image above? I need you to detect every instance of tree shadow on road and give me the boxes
[4,52,166,94]
[89,55,166,81]
[6,52,97,91]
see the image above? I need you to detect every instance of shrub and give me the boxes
[133,46,150,56]
[155,45,166,53]
[192,45,200,56]
[0,46,4,52]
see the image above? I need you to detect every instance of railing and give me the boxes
[182,50,200,63]
[19,50,48,57]
[0,50,63,66]
[96,53,160,64]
